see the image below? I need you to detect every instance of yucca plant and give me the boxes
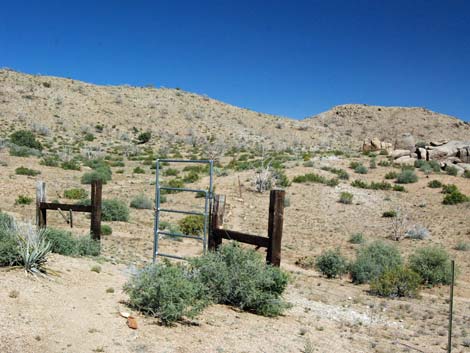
[14,223,51,275]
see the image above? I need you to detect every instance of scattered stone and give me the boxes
[430,140,448,146]
[394,156,416,166]
[390,149,411,159]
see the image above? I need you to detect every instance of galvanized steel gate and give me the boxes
[153,159,214,262]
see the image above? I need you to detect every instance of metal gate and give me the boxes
[153,159,214,262]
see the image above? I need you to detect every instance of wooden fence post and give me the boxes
[209,194,225,251]
[90,180,102,241]
[267,189,285,267]
[36,181,47,228]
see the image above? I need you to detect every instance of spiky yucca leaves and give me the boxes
[14,223,51,275]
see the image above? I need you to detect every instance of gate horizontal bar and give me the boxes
[157,159,212,164]
[158,208,205,216]
[156,252,186,260]
[159,186,207,193]
[158,230,203,241]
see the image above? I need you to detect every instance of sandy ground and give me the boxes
[1,151,470,352]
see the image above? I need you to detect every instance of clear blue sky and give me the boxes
[1,0,469,120]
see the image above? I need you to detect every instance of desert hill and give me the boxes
[1,68,469,150]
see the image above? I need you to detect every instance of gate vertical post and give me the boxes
[90,180,102,241]
[36,181,47,228]
[267,189,285,267]
[209,194,225,251]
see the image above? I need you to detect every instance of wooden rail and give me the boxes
[209,189,285,266]
[36,180,102,241]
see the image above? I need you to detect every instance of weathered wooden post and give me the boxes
[90,180,102,241]
[36,181,47,228]
[266,189,285,267]
[209,194,225,250]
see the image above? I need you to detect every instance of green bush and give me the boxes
[10,130,42,150]
[454,241,469,251]
[133,166,145,174]
[393,185,406,192]
[101,224,113,236]
[409,246,453,286]
[9,145,41,157]
[15,195,33,205]
[43,228,100,256]
[64,188,88,200]
[81,159,112,184]
[350,241,402,284]
[178,215,204,236]
[124,261,207,325]
[446,166,459,176]
[61,159,81,171]
[349,233,365,244]
[0,213,19,266]
[442,184,458,194]
[183,171,200,183]
[15,166,41,176]
[464,170,470,179]
[396,169,418,184]
[384,171,398,179]
[163,168,179,176]
[369,181,392,190]
[382,210,397,218]
[137,131,151,144]
[443,190,469,205]
[130,194,153,209]
[189,243,289,316]
[320,166,349,180]
[40,154,60,167]
[292,173,339,187]
[354,164,368,174]
[161,178,185,194]
[339,192,353,204]
[351,179,368,189]
[314,249,349,279]
[369,159,377,169]
[428,180,442,188]
[370,266,421,298]
[349,161,361,169]
[378,160,391,167]
[272,169,291,187]
[102,199,129,221]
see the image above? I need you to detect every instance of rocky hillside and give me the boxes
[305,104,470,148]
[1,68,469,150]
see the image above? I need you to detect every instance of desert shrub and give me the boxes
[178,215,204,236]
[84,133,95,141]
[378,160,391,167]
[295,256,315,269]
[351,179,368,189]
[0,213,19,266]
[405,225,430,240]
[384,171,398,179]
[183,171,200,183]
[130,194,153,209]
[350,241,402,284]
[81,159,112,184]
[9,144,41,157]
[40,154,60,167]
[369,158,377,169]
[101,199,129,221]
[161,178,185,194]
[446,165,459,176]
[124,261,206,324]
[44,228,100,256]
[349,233,365,244]
[428,180,442,188]
[137,131,151,144]
[382,210,397,218]
[463,170,470,178]
[354,164,368,174]
[314,249,349,279]
[409,246,453,286]
[101,224,113,236]
[15,166,41,176]
[442,184,458,194]
[428,160,441,172]
[369,181,392,190]
[443,190,469,205]
[61,159,81,171]
[272,169,291,187]
[189,243,289,316]
[454,241,469,251]
[349,161,361,169]
[393,185,406,192]
[339,192,353,204]
[15,195,33,205]
[320,166,349,180]
[292,173,338,187]
[133,166,145,174]
[63,188,88,200]
[396,169,418,184]
[10,130,42,150]
[163,168,179,176]
[370,266,421,298]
